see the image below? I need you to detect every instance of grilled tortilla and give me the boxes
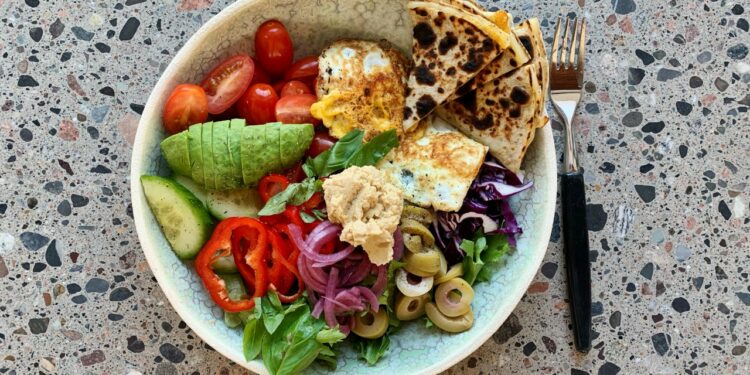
[449,18,546,101]
[402,1,527,132]
[436,63,543,173]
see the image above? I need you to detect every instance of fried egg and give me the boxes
[378,117,488,212]
[311,39,409,140]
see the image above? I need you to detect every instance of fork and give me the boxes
[549,16,591,353]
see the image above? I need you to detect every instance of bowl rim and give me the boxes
[129,1,557,374]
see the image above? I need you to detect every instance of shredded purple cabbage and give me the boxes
[431,155,532,265]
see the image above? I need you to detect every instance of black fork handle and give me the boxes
[560,171,591,352]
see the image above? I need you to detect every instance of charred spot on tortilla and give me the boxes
[481,38,494,52]
[485,99,496,106]
[428,62,436,69]
[403,106,413,120]
[415,64,436,85]
[416,94,437,118]
[364,87,371,97]
[438,33,459,55]
[472,114,493,130]
[510,58,518,67]
[446,67,457,76]
[510,107,522,118]
[437,87,445,94]
[456,90,477,112]
[519,36,534,56]
[414,22,437,48]
[510,87,530,104]
[499,98,511,109]
[461,50,482,72]
[415,9,428,17]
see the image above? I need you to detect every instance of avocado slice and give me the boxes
[212,120,232,190]
[201,122,216,190]
[188,124,206,187]
[241,125,267,186]
[160,131,191,177]
[228,119,245,187]
[264,123,282,173]
[279,124,314,169]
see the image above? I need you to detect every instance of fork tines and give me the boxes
[551,17,587,70]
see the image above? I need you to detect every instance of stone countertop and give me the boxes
[1,0,748,374]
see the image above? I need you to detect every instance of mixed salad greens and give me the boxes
[141,18,534,375]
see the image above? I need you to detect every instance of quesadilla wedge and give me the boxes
[402,1,529,132]
[448,18,547,101]
[436,63,543,173]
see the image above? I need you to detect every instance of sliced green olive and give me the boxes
[403,232,423,253]
[434,250,448,280]
[402,205,434,225]
[403,248,441,277]
[395,268,434,297]
[395,292,430,321]
[425,302,473,333]
[352,308,389,339]
[435,263,463,285]
[435,278,474,317]
[400,219,435,247]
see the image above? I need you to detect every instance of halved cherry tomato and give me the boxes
[255,20,293,77]
[201,55,255,114]
[284,56,319,88]
[306,131,336,157]
[280,80,312,97]
[236,83,278,125]
[162,84,209,134]
[250,60,271,85]
[258,174,290,202]
[284,162,306,183]
[275,94,320,125]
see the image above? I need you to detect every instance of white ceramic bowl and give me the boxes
[130,0,557,373]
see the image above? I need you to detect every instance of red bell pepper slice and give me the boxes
[231,223,269,299]
[195,218,262,312]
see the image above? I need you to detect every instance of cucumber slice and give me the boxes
[213,255,238,274]
[172,175,208,206]
[221,274,252,327]
[206,188,263,220]
[140,175,213,260]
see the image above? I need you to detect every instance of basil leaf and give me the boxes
[300,211,317,224]
[267,290,282,310]
[315,327,346,344]
[261,296,285,334]
[242,317,265,361]
[276,337,322,375]
[258,178,320,216]
[306,129,364,177]
[311,208,327,221]
[347,130,399,167]
[354,334,391,365]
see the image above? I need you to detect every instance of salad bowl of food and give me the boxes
[130,0,557,374]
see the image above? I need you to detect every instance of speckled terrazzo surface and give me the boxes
[1,0,749,374]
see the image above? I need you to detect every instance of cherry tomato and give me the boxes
[272,81,287,94]
[255,20,293,77]
[280,80,312,97]
[284,162,306,183]
[275,94,320,125]
[258,174,291,202]
[162,84,209,134]
[301,192,322,211]
[236,83,279,125]
[284,56,319,88]
[250,60,272,85]
[201,55,255,114]
[306,131,336,157]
